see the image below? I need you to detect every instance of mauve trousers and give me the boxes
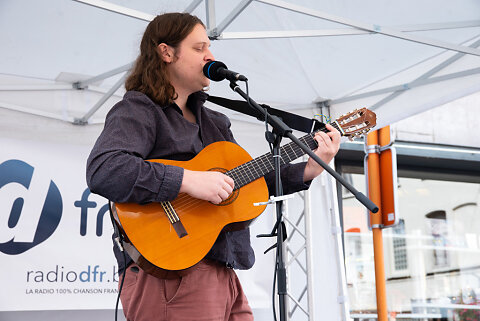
[119,260,254,321]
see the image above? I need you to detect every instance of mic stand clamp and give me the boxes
[253,194,294,207]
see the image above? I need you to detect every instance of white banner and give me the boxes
[0,136,276,313]
[0,138,118,311]
[0,134,345,320]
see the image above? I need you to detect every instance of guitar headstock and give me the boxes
[334,108,376,140]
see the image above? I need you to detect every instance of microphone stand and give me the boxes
[228,80,378,321]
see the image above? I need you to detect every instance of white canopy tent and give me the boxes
[1,1,480,321]
[1,0,479,126]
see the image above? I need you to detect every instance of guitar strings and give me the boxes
[160,201,177,223]
[169,132,321,214]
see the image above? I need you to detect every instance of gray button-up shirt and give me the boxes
[87,90,310,274]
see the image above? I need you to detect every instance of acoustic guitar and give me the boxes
[112,108,376,275]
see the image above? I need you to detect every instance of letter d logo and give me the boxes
[0,159,62,254]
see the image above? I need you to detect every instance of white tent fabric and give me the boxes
[1,0,479,126]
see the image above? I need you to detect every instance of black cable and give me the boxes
[272,247,279,321]
[115,250,127,321]
[108,201,127,321]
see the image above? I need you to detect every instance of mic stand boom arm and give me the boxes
[228,81,378,213]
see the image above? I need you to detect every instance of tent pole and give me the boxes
[72,0,154,21]
[256,0,480,56]
[74,62,133,89]
[205,0,216,30]
[369,37,480,110]
[332,67,480,104]
[208,0,253,38]
[332,36,480,106]
[184,0,203,13]
[218,21,480,40]
[75,72,127,125]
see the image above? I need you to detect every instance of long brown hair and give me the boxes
[125,13,205,105]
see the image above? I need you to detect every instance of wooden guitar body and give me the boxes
[113,141,268,272]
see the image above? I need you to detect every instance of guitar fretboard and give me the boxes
[226,122,341,189]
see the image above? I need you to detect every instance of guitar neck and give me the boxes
[226,122,343,189]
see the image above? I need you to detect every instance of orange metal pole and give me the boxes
[366,130,388,321]
[379,126,396,227]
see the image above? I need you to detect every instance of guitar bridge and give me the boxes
[160,201,188,238]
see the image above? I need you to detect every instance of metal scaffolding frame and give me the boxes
[282,162,351,321]
[282,189,316,320]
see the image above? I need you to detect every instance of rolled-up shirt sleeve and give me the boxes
[86,97,183,204]
[264,161,311,196]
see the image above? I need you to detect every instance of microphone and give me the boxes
[203,61,248,82]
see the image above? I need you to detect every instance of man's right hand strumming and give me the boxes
[180,169,235,204]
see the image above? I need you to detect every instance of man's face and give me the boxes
[167,24,214,95]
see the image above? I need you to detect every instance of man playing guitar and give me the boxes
[87,12,340,321]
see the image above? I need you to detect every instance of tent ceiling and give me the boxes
[1,0,480,128]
